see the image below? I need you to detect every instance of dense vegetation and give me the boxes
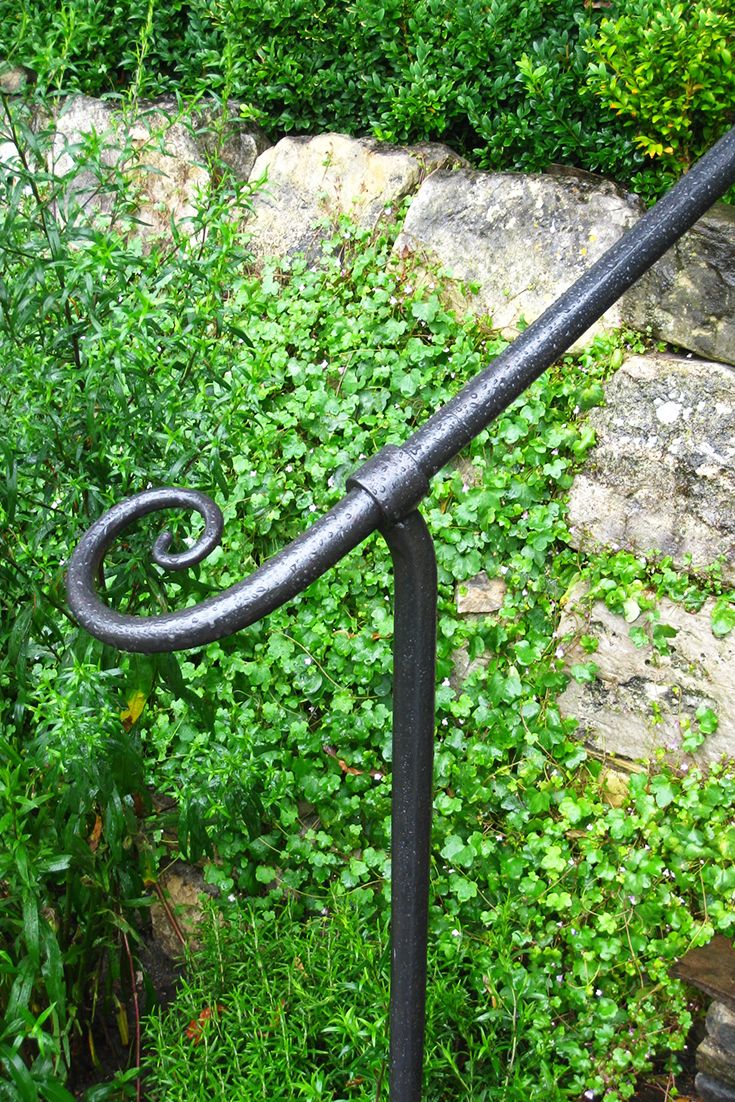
[1,0,734,203]
[2,1,735,1099]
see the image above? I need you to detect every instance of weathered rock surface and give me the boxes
[557,586,735,764]
[449,647,492,692]
[393,168,643,344]
[456,572,506,615]
[621,202,735,368]
[450,572,506,689]
[149,94,271,182]
[673,935,735,1012]
[0,61,35,94]
[698,1001,735,1102]
[51,94,269,241]
[698,1040,735,1089]
[696,1073,735,1102]
[708,1002,735,1053]
[568,353,735,583]
[246,132,463,263]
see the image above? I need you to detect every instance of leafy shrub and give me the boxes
[586,0,735,200]
[0,0,212,98]
[3,0,733,202]
[144,893,571,1101]
[0,706,146,1102]
[196,0,640,183]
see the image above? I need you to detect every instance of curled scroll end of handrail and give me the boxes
[66,486,225,647]
[151,502,223,571]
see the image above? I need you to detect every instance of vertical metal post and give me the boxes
[382,510,437,1102]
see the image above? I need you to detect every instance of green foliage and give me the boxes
[3,83,735,1100]
[0,677,148,1100]
[586,0,735,200]
[3,0,734,202]
[145,763,735,1102]
[0,96,254,1096]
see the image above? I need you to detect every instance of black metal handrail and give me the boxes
[67,126,735,1101]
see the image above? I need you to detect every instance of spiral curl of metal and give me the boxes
[66,482,392,652]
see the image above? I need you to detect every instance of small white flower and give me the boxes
[304,656,312,665]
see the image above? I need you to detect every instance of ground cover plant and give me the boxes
[2,23,735,1102]
[1,0,734,204]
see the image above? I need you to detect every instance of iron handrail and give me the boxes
[67,126,735,1101]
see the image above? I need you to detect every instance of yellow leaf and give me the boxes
[600,768,629,808]
[88,1029,99,1068]
[114,995,130,1047]
[120,690,146,730]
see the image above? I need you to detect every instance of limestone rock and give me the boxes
[708,1003,735,1054]
[451,456,485,491]
[621,202,735,368]
[456,572,506,615]
[0,62,35,94]
[672,935,735,1011]
[567,353,735,584]
[50,94,269,242]
[698,1039,735,1089]
[450,647,492,692]
[696,1073,735,1102]
[393,168,643,344]
[143,94,271,181]
[245,132,463,263]
[557,587,735,764]
[0,140,21,174]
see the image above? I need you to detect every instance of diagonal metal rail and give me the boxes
[67,126,735,1101]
